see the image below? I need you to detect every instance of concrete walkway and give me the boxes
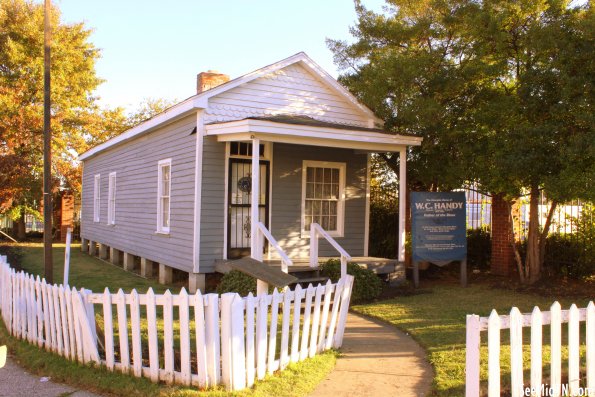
[310,313,433,397]
[0,357,100,397]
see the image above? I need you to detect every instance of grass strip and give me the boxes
[0,242,339,396]
[353,283,592,396]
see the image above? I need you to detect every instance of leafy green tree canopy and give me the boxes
[0,0,101,216]
[330,0,593,282]
[328,0,487,190]
[0,1,174,237]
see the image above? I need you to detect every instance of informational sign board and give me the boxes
[411,192,467,264]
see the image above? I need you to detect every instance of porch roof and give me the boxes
[205,116,422,152]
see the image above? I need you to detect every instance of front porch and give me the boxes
[215,256,405,287]
[205,115,421,292]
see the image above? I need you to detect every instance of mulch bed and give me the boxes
[374,262,594,302]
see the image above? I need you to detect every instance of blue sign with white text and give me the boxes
[411,192,467,264]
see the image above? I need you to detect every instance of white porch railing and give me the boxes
[254,221,293,273]
[466,301,595,397]
[309,223,352,278]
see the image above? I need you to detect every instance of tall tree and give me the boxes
[466,0,594,283]
[328,0,486,191]
[124,98,176,129]
[0,0,101,237]
[330,0,593,283]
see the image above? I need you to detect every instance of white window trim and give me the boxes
[93,174,101,223]
[107,172,116,225]
[157,158,172,234]
[301,160,346,238]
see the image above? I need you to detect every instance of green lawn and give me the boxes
[0,320,338,397]
[3,242,174,293]
[352,283,593,396]
[0,242,338,397]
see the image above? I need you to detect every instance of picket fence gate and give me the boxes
[466,301,595,397]
[0,256,354,391]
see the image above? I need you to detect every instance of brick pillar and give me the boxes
[60,194,74,243]
[491,194,515,276]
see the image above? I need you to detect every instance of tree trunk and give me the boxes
[12,210,26,240]
[539,200,558,268]
[525,185,541,284]
[508,199,527,282]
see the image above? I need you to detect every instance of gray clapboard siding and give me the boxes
[197,136,226,273]
[270,143,367,259]
[195,141,367,271]
[81,115,197,273]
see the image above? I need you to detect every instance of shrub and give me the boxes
[320,259,383,303]
[540,204,595,279]
[543,233,594,279]
[517,231,594,280]
[0,245,23,269]
[216,270,257,296]
[369,200,398,258]
[467,228,491,270]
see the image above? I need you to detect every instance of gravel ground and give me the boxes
[0,357,101,397]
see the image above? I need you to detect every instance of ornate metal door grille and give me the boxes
[227,158,270,259]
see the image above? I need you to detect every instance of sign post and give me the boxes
[411,192,467,287]
[63,227,72,287]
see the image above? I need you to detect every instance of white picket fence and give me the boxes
[0,255,354,391]
[466,301,595,397]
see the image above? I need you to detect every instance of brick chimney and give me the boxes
[196,70,230,94]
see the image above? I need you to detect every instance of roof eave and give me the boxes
[205,118,422,151]
[78,51,386,160]
[78,99,204,161]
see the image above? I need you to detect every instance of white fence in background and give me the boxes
[0,256,354,391]
[466,302,595,397]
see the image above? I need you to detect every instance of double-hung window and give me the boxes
[157,159,172,233]
[93,174,101,222]
[302,161,346,236]
[107,172,116,225]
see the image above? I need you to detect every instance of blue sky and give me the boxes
[54,0,385,111]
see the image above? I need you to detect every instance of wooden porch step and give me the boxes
[266,264,318,273]
[217,257,298,288]
[216,259,317,274]
[215,256,401,277]
[289,276,330,287]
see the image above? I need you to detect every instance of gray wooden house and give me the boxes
[79,53,421,292]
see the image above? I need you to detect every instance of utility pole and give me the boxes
[43,0,53,284]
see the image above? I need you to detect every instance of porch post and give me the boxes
[398,148,407,263]
[251,137,268,295]
[250,137,260,259]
